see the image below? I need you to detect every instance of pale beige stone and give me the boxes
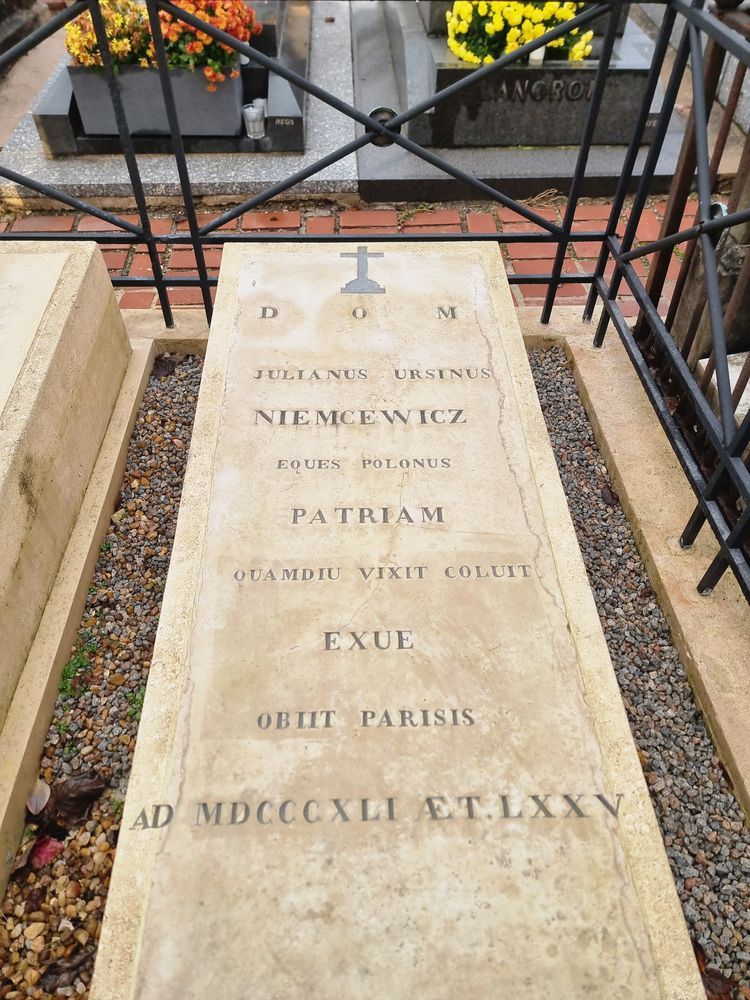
[0,241,130,727]
[0,339,153,892]
[92,245,702,999]
[121,307,209,354]
[0,252,67,413]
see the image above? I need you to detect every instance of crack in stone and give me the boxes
[472,265,558,613]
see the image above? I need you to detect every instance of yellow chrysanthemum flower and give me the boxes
[447,1,589,65]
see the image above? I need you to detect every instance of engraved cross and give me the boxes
[340,246,385,295]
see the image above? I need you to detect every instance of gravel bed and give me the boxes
[530,346,750,989]
[2,344,748,995]
[0,355,203,999]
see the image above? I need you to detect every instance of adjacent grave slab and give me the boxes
[0,336,151,894]
[0,0,355,202]
[34,1,311,156]
[91,243,701,998]
[0,241,129,728]
[385,0,661,147]
[353,0,684,199]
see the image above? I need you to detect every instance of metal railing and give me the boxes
[0,0,748,602]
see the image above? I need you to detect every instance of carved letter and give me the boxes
[531,795,553,818]
[562,795,586,818]
[195,802,222,826]
[279,800,295,824]
[324,631,341,651]
[130,803,174,830]
[303,800,320,823]
[230,802,250,825]
[332,799,351,822]
[500,795,522,819]
[361,799,381,822]
[420,796,452,820]
[596,793,623,817]
[257,801,273,825]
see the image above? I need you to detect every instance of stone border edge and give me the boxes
[522,310,750,823]
[89,296,228,1000]
[0,337,155,896]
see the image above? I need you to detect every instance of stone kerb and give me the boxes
[0,241,130,731]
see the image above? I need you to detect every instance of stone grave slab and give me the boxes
[91,243,702,999]
[0,0,355,202]
[0,241,129,728]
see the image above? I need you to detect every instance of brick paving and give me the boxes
[241,209,301,231]
[9,214,75,232]
[0,198,693,315]
[340,208,398,230]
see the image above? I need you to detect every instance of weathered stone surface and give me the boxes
[91,243,702,999]
[0,241,129,728]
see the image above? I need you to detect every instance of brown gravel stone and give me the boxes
[0,357,202,999]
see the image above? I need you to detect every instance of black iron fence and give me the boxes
[0,0,749,603]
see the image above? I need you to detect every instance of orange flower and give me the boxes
[157,0,260,87]
[66,0,261,90]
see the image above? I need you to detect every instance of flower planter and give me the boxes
[385,2,659,149]
[67,61,243,136]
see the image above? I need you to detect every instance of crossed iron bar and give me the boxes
[1,0,750,601]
